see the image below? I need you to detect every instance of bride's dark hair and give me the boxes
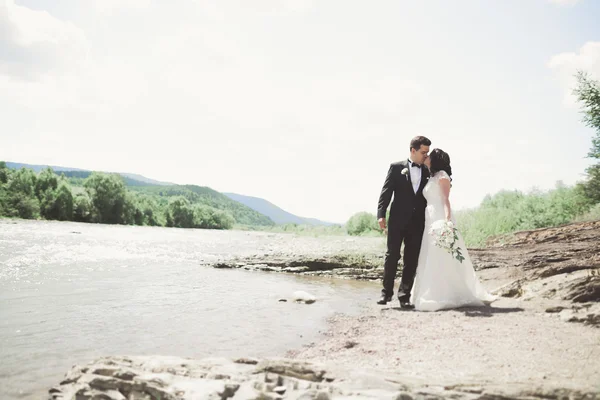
[429,148,452,179]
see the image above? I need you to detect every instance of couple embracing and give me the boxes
[376,136,495,311]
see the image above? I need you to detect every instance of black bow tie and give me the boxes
[411,163,421,169]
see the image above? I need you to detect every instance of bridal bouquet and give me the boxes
[428,220,465,263]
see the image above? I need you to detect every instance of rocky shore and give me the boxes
[46,353,600,400]
[216,221,600,326]
[49,221,600,399]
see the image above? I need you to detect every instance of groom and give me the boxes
[376,136,431,308]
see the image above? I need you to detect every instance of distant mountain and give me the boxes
[5,162,85,173]
[4,162,173,186]
[223,192,335,226]
[120,173,172,186]
[56,170,160,187]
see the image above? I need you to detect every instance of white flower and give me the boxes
[428,219,465,263]
[401,168,409,175]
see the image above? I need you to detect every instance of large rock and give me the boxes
[49,356,405,400]
[292,291,317,305]
[49,356,599,400]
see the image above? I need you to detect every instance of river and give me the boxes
[0,219,380,399]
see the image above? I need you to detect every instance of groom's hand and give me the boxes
[378,218,386,231]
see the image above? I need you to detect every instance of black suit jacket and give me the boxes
[377,160,429,231]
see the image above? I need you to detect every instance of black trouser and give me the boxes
[381,214,424,301]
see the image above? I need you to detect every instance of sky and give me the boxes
[1,0,599,223]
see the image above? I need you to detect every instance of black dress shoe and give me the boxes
[377,295,392,305]
[399,300,415,309]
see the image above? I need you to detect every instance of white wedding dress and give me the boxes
[411,170,496,311]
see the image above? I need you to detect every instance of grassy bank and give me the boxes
[455,184,594,247]
[270,183,598,249]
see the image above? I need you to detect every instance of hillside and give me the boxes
[224,192,335,226]
[3,162,274,227]
[133,185,274,226]
[55,170,159,187]
[5,162,172,186]
[5,162,324,227]
[61,173,275,226]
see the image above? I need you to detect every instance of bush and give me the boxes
[456,183,594,247]
[346,212,382,236]
[578,164,600,204]
[73,191,93,222]
[7,193,40,219]
[194,205,235,229]
[575,202,600,222]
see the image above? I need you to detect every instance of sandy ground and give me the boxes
[287,275,600,395]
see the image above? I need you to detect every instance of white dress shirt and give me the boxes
[408,159,422,193]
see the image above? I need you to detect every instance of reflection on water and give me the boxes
[0,220,379,399]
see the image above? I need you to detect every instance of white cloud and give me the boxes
[0,0,88,80]
[0,0,94,113]
[548,41,600,107]
[0,0,156,113]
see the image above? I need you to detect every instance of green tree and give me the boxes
[39,188,57,219]
[165,209,174,227]
[5,168,40,219]
[578,164,600,203]
[35,168,59,200]
[0,188,5,216]
[0,161,10,185]
[574,71,600,159]
[73,191,93,222]
[546,181,590,224]
[121,193,139,225]
[0,162,10,215]
[36,168,63,220]
[193,204,234,229]
[84,172,129,224]
[167,196,195,228]
[574,71,600,203]
[7,168,36,196]
[211,209,235,230]
[53,182,74,221]
[135,194,163,226]
[132,205,145,226]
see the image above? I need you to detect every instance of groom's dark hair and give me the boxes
[410,136,431,151]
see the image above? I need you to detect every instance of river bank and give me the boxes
[46,220,600,399]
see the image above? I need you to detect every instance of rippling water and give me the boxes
[0,220,380,400]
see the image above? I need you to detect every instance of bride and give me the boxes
[410,149,496,311]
